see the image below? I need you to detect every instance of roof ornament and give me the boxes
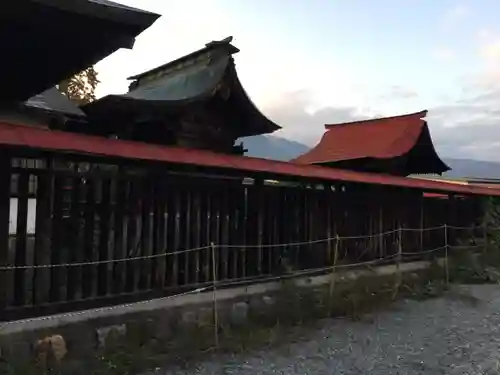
[205,36,233,48]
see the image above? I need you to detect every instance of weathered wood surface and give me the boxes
[0,152,484,320]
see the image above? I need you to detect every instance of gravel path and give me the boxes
[153,285,500,375]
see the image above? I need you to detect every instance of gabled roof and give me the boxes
[82,37,280,138]
[0,120,498,198]
[1,0,160,102]
[292,110,450,175]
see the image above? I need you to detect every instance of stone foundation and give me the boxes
[0,259,445,373]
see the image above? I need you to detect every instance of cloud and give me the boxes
[478,30,500,61]
[419,81,500,161]
[379,85,419,100]
[261,90,373,146]
[433,47,455,61]
[478,28,493,40]
[474,29,500,83]
[442,4,469,31]
[479,41,500,63]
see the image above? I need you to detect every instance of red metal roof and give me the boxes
[469,182,500,189]
[293,110,433,164]
[0,121,499,197]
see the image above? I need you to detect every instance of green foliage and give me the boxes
[483,196,500,246]
[57,66,100,105]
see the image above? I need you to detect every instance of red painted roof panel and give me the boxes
[0,121,499,197]
[293,110,430,164]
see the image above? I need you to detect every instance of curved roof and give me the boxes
[1,0,160,102]
[83,38,280,137]
[124,55,230,101]
[292,110,450,174]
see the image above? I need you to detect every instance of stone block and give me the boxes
[181,310,197,325]
[197,307,214,327]
[263,295,276,306]
[230,301,249,325]
[95,324,126,348]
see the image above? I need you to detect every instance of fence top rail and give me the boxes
[1,121,499,197]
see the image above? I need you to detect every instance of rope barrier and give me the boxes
[0,224,491,270]
[0,236,484,328]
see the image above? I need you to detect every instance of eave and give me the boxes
[0,0,160,102]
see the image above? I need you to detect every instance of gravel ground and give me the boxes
[152,285,500,375]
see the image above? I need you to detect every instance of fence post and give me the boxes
[0,152,10,312]
[392,226,402,300]
[444,224,449,285]
[483,222,488,257]
[210,242,219,348]
[328,234,339,315]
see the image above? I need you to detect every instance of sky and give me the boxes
[96,0,500,161]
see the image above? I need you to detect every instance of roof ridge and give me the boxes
[324,110,427,129]
[127,36,239,81]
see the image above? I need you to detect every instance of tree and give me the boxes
[57,66,100,105]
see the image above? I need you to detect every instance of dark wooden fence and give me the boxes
[0,150,486,321]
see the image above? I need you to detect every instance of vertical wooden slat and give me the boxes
[260,186,270,274]
[164,180,174,287]
[207,182,217,281]
[182,184,192,286]
[212,183,223,280]
[14,171,29,306]
[0,153,11,311]
[125,178,139,293]
[223,182,235,279]
[271,187,280,273]
[255,181,264,276]
[158,178,168,289]
[228,184,238,279]
[140,178,153,290]
[151,176,162,290]
[266,186,275,273]
[378,205,384,258]
[67,174,83,301]
[305,186,312,265]
[448,195,457,247]
[325,186,333,265]
[212,184,222,282]
[240,185,248,278]
[82,178,96,299]
[49,174,65,303]
[173,184,182,286]
[295,187,303,269]
[112,175,128,295]
[192,185,202,284]
[244,185,257,277]
[33,165,53,306]
[167,182,181,287]
[278,186,290,274]
[203,184,212,282]
[97,178,112,296]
